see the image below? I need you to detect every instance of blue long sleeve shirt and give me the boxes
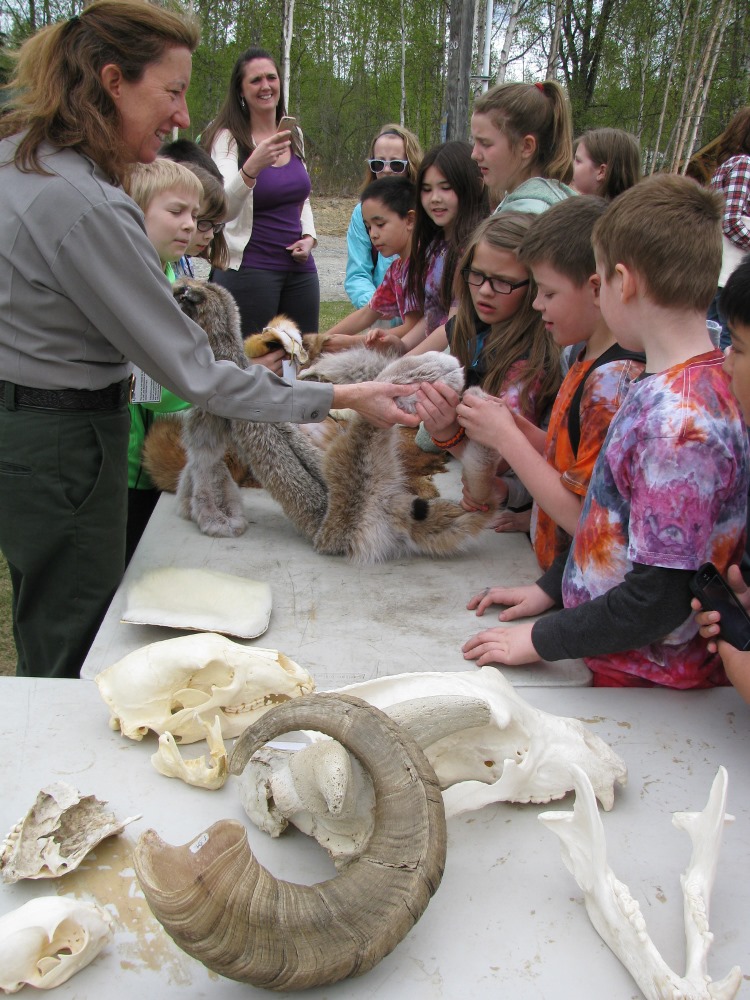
[344,203,397,308]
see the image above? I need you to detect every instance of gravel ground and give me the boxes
[314,234,348,301]
[193,197,354,302]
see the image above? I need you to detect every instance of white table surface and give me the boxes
[1,678,748,999]
[81,464,590,687]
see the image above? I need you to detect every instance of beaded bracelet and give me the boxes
[430,426,466,449]
[241,165,257,181]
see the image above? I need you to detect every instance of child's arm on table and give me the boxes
[457,392,583,535]
[693,564,750,704]
[463,561,695,667]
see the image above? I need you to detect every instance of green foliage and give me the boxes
[0,0,748,191]
[185,0,448,194]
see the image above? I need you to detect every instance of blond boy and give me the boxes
[462,175,749,688]
[125,158,201,561]
[127,158,202,276]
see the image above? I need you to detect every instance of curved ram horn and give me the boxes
[133,693,447,991]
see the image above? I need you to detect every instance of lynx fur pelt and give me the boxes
[171,279,496,563]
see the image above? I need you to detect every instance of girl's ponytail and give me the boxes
[537,80,573,183]
[474,80,573,184]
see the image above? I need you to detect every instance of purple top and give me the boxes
[241,155,316,273]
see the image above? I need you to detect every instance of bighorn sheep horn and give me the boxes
[132,693,447,991]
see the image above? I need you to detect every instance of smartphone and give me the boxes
[277,116,296,134]
[690,562,750,650]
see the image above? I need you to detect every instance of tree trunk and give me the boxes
[282,0,295,112]
[400,0,406,125]
[681,0,731,170]
[496,0,521,84]
[443,0,476,140]
[546,0,562,80]
[649,0,691,174]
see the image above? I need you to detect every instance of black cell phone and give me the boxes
[690,562,750,650]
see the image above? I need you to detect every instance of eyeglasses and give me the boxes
[196,219,226,234]
[461,268,530,295]
[366,158,409,174]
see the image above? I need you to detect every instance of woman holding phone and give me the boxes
[201,47,319,339]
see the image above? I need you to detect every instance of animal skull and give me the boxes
[0,782,139,883]
[539,765,742,1000]
[95,632,315,744]
[134,693,447,991]
[0,896,112,993]
[151,715,229,790]
[236,668,627,862]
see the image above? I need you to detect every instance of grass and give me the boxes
[0,555,14,676]
[0,301,356,678]
[320,300,355,330]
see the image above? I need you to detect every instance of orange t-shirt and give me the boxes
[532,352,645,570]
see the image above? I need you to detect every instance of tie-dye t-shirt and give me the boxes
[369,257,410,322]
[562,350,749,687]
[422,240,448,334]
[532,353,645,571]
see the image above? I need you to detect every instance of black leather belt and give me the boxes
[0,378,131,412]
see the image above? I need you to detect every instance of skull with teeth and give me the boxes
[95,632,315,744]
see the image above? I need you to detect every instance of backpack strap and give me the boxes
[567,343,645,458]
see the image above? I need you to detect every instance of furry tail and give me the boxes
[313,417,488,563]
[395,496,490,560]
[230,422,329,540]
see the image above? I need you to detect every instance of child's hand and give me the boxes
[415,380,461,439]
[322,333,360,354]
[492,508,532,534]
[364,329,404,354]
[467,583,554,620]
[692,564,750,650]
[462,622,538,666]
[456,393,517,450]
[460,473,507,512]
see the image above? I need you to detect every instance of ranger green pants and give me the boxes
[0,399,128,678]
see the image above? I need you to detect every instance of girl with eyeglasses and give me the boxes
[416,212,560,515]
[184,166,229,271]
[345,124,423,311]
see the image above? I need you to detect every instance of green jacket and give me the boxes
[127,261,191,490]
[496,177,576,215]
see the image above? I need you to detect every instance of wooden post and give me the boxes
[443,0,476,142]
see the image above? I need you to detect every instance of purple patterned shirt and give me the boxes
[563,351,748,687]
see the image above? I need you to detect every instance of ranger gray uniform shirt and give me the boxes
[0,136,333,423]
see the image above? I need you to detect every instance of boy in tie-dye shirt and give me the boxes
[461,175,749,688]
[457,196,644,564]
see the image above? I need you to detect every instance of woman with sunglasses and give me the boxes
[345,124,422,310]
[201,47,320,336]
